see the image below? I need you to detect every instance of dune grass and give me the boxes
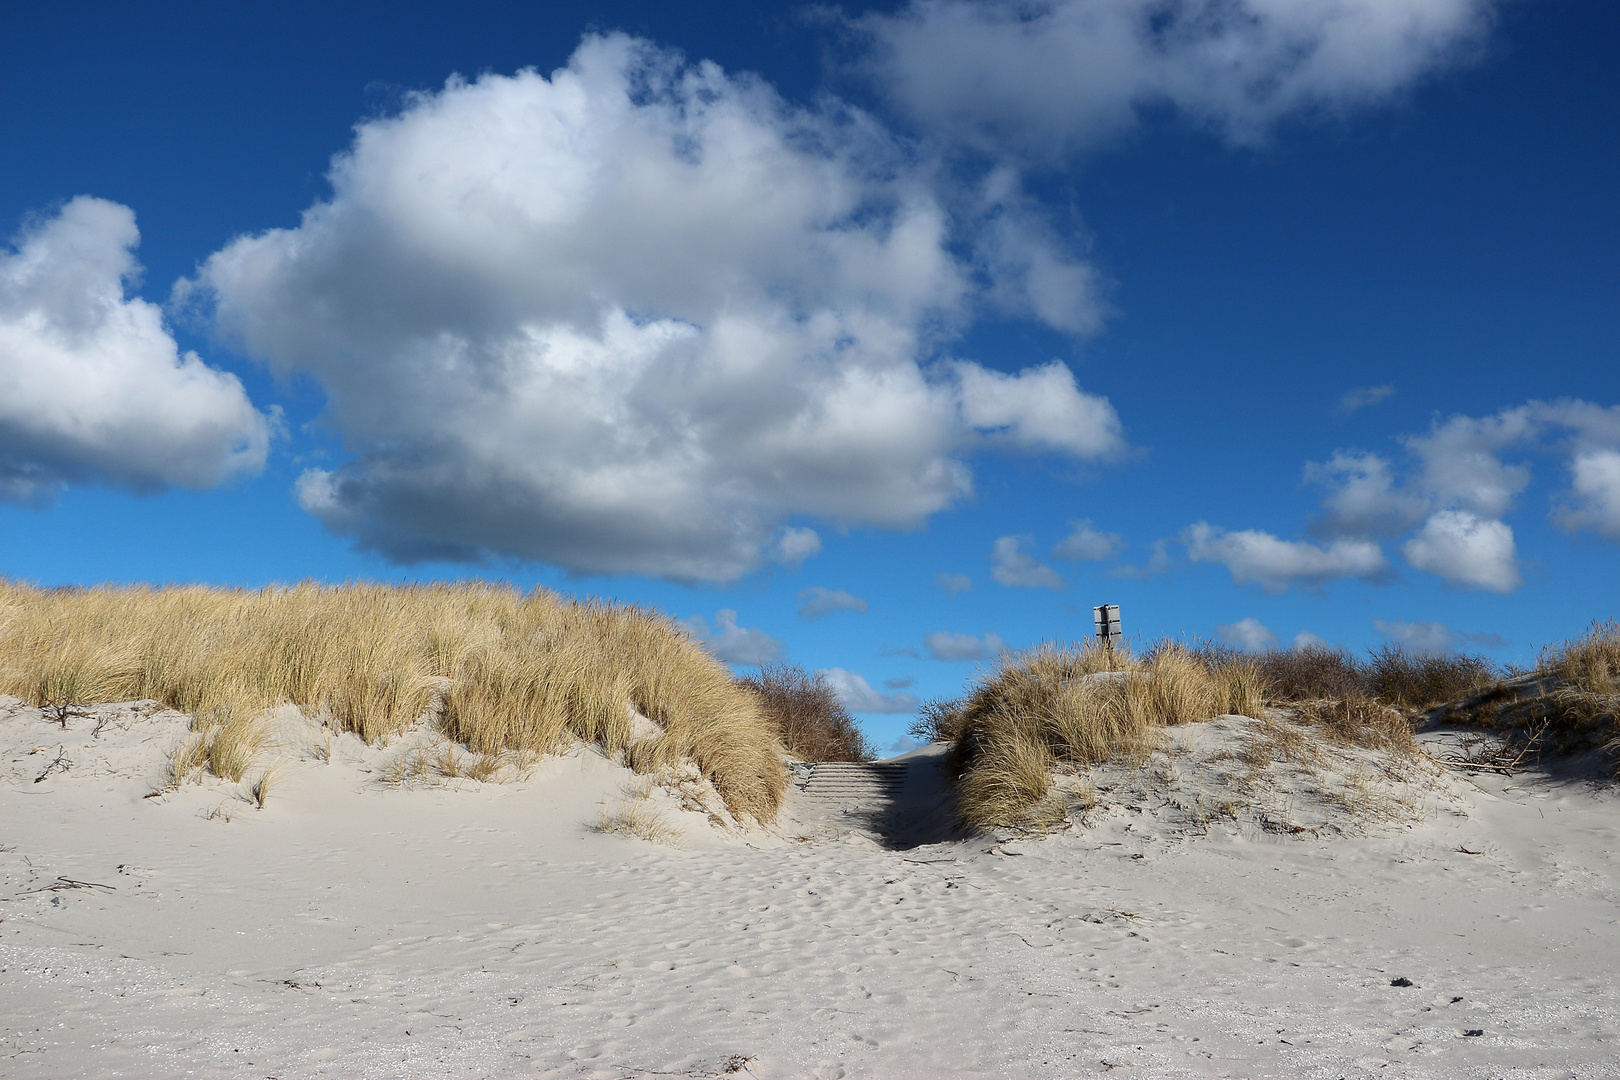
[941,641,1266,830]
[0,580,786,821]
[738,662,872,763]
[1441,620,1620,768]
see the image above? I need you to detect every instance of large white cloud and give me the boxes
[188,35,1124,582]
[1400,509,1519,593]
[1557,449,1620,540]
[0,197,272,505]
[860,0,1495,158]
[1183,521,1387,592]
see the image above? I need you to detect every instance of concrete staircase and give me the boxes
[799,761,911,809]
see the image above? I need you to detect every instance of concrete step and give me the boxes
[801,762,912,802]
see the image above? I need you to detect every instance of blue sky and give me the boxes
[2,1,1616,750]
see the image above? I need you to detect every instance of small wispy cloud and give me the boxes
[820,668,920,714]
[682,610,782,666]
[924,631,1006,661]
[1215,617,1279,653]
[1374,618,1506,656]
[770,526,822,567]
[934,572,973,596]
[990,535,1064,589]
[1337,384,1395,415]
[1051,519,1123,561]
[1183,522,1388,593]
[797,586,870,619]
[1110,538,1174,580]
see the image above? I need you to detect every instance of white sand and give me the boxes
[4,697,1619,1079]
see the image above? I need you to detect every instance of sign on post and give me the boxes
[1093,604,1121,646]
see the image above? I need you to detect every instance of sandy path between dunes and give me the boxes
[3,700,1619,1079]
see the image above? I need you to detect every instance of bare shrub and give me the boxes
[907,696,968,745]
[737,663,871,762]
[1257,645,1364,702]
[1363,646,1498,709]
[0,580,787,822]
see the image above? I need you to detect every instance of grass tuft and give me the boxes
[249,764,279,809]
[595,798,682,846]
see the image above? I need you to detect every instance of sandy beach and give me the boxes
[4,696,1617,1080]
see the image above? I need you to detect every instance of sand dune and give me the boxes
[4,696,1618,1079]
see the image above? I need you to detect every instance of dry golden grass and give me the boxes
[0,580,786,821]
[1294,697,1418,757]
[1549,619,1620,697]
[945,641,1251,830]
[249,764,279,809]
[595,797,682,846]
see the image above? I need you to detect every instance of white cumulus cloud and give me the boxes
[0,197,272,505]
[186,35,1124,582]
[1183,522,1387,592]
[681,609,783,667]
[990,534,1066,589]
[1555,448,1620,540]
[953,359,1124,458]
[1301,399,1620,592]
[860,0,1494,158]
[1400,509,1519,593]
[923,630,1006,661]
[1306,450,1428,539]
[1215,617,1279,653]
[820,668,920,714]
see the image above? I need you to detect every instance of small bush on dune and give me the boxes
[738,663,871,763]
[946,641,1249,830]
[0,580,787,822]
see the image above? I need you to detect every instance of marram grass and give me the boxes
[945,641,1267,830]
[0,580,787,821]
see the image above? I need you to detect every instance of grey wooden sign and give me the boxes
[1093,604,1121,645]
